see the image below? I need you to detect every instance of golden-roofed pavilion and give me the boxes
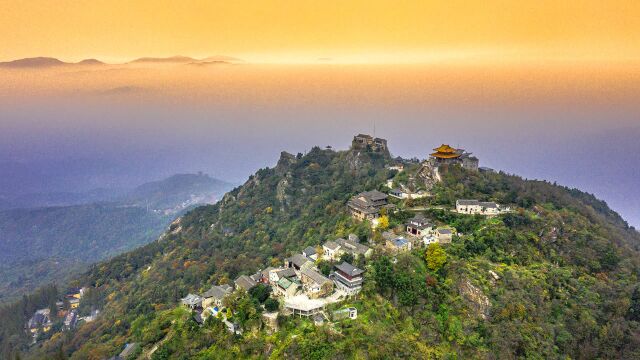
[430,144,463,159]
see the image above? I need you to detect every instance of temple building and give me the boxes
[332,262,364,296]
[406,214,433,237]
[430,144,479,171]
[347,190,388,221]
[352,134,389,154]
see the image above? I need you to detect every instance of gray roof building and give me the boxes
[301,268,332,287]
[457,199,480,206]
[348,190,389,220]
[392,237,409,247]
[181,294,202,309]
[479,202,498,209]
[275,268,296,279]
[335,262,364,277]
[202,285,233,301]
[235,275,258,291]
[302,246,317,257]
[287,253,312,269]
[336,237,371,256]
[323,241,340,251]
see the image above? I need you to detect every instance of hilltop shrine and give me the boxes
[430,144,479,171]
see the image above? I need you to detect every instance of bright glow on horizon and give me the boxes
[1,1,639,64]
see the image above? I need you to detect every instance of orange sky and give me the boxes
[1,0,639,63]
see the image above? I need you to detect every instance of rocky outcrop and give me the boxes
[345,150,367,171]
[276,173,293,210]
[159,217,183,240]
[458,278,491,320]
[417,160,440,190]
[276,151,297,175]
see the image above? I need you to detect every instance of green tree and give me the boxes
[316,260,332,276]
[425,243,447,272]
[249,284,271,303]
[264,298,279,312]
[628,286,640,321]
[372,256,394,294]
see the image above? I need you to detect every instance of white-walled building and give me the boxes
[456,200,504,215]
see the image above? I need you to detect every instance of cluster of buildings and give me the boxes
[456,199,509,215]
[26,308,52,338]
[388,187,428,200]
[277,237,370,310]
[26,287,88,339]
[175,137,512,333]
[181,236,370,328]
[346,186,454,249]
[403,214,453,247]
[320,235,373,261]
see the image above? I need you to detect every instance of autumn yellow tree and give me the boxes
[425,243,447,272]
[377,215,390,230]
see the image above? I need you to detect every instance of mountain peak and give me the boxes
[77,58,104,65]
[0,57,67,68]
[201,55,244,63]
[129,56,197,64]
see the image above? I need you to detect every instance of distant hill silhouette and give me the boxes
[77,58,104,65]
[187,60,234,66]
[0,57,108,68]
[0,57,67,68]
[129,56,198,64]
[201,55,244,63]
[0,55,244,68]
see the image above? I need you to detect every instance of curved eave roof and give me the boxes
[431,152,462,159]
[433,144,457,152]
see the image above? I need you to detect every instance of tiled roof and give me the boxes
[392,237,408,247]
[278,277,294,289]
[336,238,370,255]
[202,285,232,300]
[301,268,332,286]
[235,275,258,291]
[181,294,202,306]
[361,190,388,201]
[303,246,317,256]
[335,262,364,277]
[275,268,296,279]
[323,241,340,251]
[479,202,498,208]
[288,253,311,268]
[261,267,276,278]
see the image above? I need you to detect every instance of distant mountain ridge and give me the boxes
[0,55,244,68]
[0,57,67,68]
[0,57,105,68]
[0,173,233,303]
[128,55,197,64]
[126,173,233,214]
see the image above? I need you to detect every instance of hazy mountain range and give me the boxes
[1,57,638,229]
[0,173,233,303]
[0,55,244,68]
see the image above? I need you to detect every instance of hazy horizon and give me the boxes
[1,62,638,227]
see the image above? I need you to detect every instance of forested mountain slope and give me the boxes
[8,146,640,359]
[0,174,233,303]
